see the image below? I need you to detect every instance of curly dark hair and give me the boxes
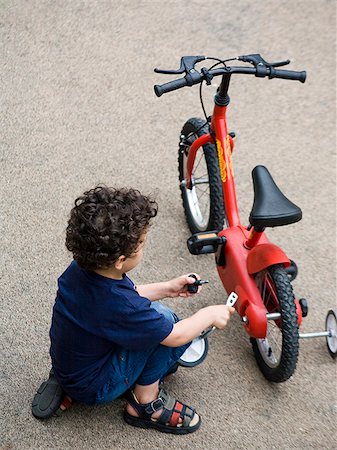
[65,186,158,271]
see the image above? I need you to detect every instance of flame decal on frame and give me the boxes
[216,138,227,182]
[216,136,234,182]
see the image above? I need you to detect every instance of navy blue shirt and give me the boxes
[50,261,173,402]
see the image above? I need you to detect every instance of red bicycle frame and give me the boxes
[185,98,302,338]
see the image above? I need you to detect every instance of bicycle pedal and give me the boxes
[187,232,226,255]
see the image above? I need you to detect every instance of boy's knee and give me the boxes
[150,302,179,324]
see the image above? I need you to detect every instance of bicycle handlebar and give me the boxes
[272,68,306,82]
[154,77,189,97]
[154,65,306,97]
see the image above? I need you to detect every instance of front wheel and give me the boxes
[178,118,226,234]
[251,264,299,382]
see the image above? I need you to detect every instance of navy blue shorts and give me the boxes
[94,302,190,405]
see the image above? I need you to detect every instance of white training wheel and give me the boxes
[325,309,337,359]
[178,336,209,367]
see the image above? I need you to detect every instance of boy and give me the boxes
[32,186,234,434]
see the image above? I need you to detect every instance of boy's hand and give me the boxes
[161,304,235,347]
[136,275,203,301]
[209,304,235,329]
[167,274,202,298]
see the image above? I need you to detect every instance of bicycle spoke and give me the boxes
[194,153,205,172]
[196,186,209,199]
[194,173,208,179]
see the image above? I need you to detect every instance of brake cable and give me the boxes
[183,57,238,142]
[199,57,238,125]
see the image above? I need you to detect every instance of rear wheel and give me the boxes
[251,264,299,382]
[178,118,226,234]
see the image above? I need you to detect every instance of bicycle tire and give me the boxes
[177,336,209,368]
[178,118,226,234]
[326,309,337,359]
[251,264,299,382]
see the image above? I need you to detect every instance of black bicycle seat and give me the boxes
[249,165,302,228]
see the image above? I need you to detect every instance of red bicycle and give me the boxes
[154,54,337,382]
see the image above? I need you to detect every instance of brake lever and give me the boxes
[154,55,206,75]
[238,54,292,79]
[154,59,185,75]
[238,54,291,68]
[238,54,267,66]
[269,59,291,67]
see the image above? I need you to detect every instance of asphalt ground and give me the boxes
[1,1,336,449]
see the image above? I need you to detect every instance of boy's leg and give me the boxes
[95,337,190,405]
[135,339,189,388]
[149,301,186,380]
[129,380,161,413]
[126,380,171,421]
[122,335,201,433]
[149,301,179,324]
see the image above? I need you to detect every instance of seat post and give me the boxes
[245,226,265,249]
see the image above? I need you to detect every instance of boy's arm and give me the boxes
[161,305,235,347]
[136,275,199,300]
[136,281,172,301]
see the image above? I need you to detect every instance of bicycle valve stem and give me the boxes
[196,280,209,286]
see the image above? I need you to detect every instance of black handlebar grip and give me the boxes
[272,69,307,83]
[154,77,188,97]
[297,71,307,83]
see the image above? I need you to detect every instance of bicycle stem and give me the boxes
[215,73,231,106]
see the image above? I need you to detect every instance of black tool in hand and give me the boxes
[187,274,209,294]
